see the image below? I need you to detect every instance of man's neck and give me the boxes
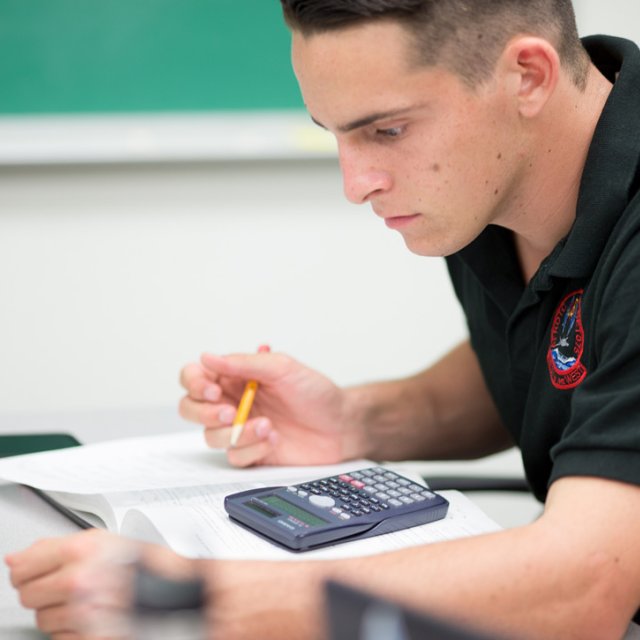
[509,63,614,283]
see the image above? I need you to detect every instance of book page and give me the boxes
[44,491,119,530]
[116,486,501,561]
[0,431,371,493]
[0,430,502,562]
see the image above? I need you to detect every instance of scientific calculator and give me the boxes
[224,466,449,552]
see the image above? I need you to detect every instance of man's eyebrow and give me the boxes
[310,105,422,134]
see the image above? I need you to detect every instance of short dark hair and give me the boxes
[280,0,590,90]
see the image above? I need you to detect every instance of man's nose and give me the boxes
[338,144,392,205]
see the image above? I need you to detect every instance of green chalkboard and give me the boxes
[0,0,303,114]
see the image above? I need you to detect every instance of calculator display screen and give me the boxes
[244,500,278,519]
[263,495,329,527]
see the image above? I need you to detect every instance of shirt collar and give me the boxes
[549,36,640,278]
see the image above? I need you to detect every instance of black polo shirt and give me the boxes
[446,35,640,504]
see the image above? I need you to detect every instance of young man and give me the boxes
[7,1,640,638]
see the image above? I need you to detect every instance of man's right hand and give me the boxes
[179,350,365,467]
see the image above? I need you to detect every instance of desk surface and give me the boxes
[0,406,530,637]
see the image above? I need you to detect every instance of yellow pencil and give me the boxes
[229,345,270,448]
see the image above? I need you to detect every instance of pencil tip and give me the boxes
[229,424,244,448]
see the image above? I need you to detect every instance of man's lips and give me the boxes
[383,213,421,229]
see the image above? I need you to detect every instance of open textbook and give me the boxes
[0,431,501,560]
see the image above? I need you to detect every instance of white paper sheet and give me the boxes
[0,431,371,493]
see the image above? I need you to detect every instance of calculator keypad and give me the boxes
[286,467,436,520]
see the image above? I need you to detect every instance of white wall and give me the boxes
[1,0,638,417]
[575,0,640,41]
[0,161,465,414]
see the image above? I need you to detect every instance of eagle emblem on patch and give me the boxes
[547,290,587,390]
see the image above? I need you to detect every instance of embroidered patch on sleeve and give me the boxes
[547,290,588,390]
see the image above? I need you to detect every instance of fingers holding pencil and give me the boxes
[178,345,276,461]
[179,346,271,420]
[228,345,271,448]
[181,346,349,468]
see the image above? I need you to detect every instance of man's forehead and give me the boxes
[291,26,456,134]
[291,21,415,73]
[290,21,459,99]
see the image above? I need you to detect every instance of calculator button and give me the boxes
[374,483,388,492]
[363,486,377,494]
[350,480,365,489]
[410,493,426,501]
[376,492,390,501]
[384,472,397,480]
[339,474,353,482]
[330,507,343,515]
[339,513,351,520]
[388,499,403,507]
[350,471,363,479]
[351,510,363,517]
[297,490,308,498]
[286,486,298,493]
[373,474,386,483]
[399,496,414,505]
[309,495,335,508]
[387,490,401,498]
[397,478,411,486]
[386,481,400,489]
[398,487,413,495]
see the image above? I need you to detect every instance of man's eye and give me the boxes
[376,126,404,138]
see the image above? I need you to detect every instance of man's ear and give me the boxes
[499,36,560,119]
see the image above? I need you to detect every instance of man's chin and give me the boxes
[401,236,449,258]
[401,231,476,258]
